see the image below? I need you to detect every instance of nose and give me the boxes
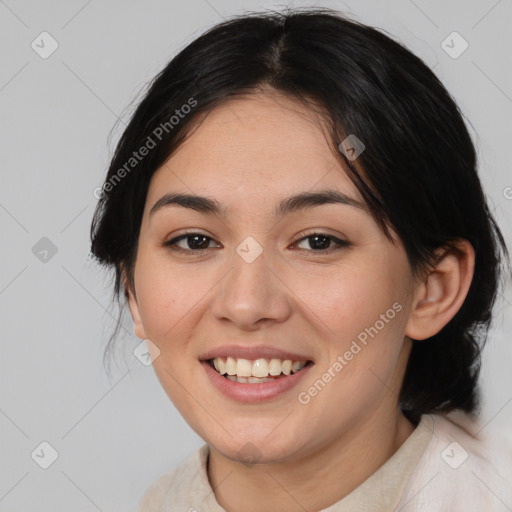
[210,246,292,331]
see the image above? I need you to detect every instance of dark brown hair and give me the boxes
[90,8,509,423]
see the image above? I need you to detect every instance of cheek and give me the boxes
[134,255,209,342]
[292,256,411,391]
[290,260,404,336]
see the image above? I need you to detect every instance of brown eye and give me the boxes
[294,233,351,252]
[164,233,220,251]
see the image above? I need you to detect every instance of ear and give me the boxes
[405,240,475,340]
[122,269,147,340]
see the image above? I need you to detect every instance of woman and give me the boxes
[90,8,511,511]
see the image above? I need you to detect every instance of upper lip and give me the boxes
[199,345,314,362]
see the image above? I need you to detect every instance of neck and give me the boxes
[207,408,415,512]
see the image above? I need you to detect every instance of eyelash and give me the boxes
[163,231,351,254]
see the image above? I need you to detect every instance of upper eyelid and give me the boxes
[165,232,221,248]
[165,231,349,250]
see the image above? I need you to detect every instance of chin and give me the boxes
[208,428,305,467]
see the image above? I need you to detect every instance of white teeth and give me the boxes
[226,357,237,375]
[211,357,308,378]
[226,375,275,383]
[252,359,269,377]
[269,358,282,376]
[236,358,252,377]
[291,361,303,373]
[217,358,226,375]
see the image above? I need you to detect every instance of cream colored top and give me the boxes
[136,412,512,511]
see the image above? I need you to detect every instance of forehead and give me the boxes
[146,92,362,208]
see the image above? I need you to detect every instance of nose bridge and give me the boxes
[211,238,290,329]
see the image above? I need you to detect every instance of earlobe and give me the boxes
[405,240,475,341]
[123,272,147,340]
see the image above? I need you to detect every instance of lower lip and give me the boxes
[201,361,313,403]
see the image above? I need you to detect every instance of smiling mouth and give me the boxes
[207,357,313,383]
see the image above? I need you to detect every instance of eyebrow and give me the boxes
[149,189,365,218]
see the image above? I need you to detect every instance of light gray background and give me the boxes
[1,1,511,510]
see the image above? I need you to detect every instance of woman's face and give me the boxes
[128,91,419,464]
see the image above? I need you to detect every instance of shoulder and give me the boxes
[397,411,512,511]
[135,444,210,512]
